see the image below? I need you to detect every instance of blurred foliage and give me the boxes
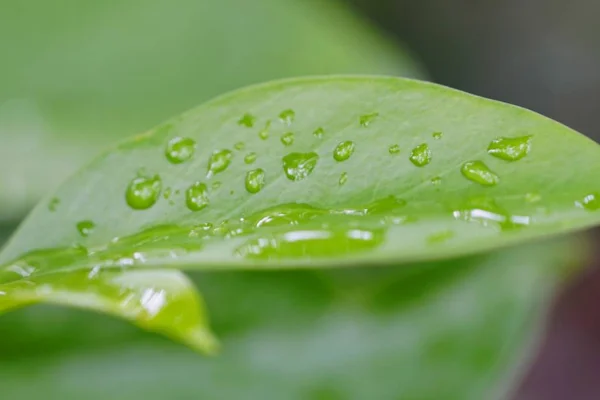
[0,0,422,221]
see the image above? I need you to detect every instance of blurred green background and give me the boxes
[2,0,600,398]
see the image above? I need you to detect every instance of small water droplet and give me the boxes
[126,175,162,210]
[258,120,271,140]
[165,137,196,164]
[487,136,532,161]
[333,141,355,162]
[207,149,233,177]
[576,193,600,211]
[279,109,295,125]
[163,188,172,199]
[525,192,541,203]
[234,141,245,151]
[388,144,400,155]
[461,161,499,186]
[282,152,319,181]
[76,220,96,237]
[313,127,325,139]
[409,143,432,167]
[432,132,443,140]
[186,182,209,211]
[238,113,256,128]
[48,197,60,212]
[359,112,378,127]
[430,176,442,186]
[244,152,257,164]
[245,169,266,194]
[281,132,295,146]
[211,181,222,190]
[339,172,348,186]
[427,230,453,244]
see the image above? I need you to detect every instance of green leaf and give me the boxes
[0,241,580,399]
[0,0,422,220]
[2,76,599,271]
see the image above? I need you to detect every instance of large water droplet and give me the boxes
[279,109,295,125]
[333,141,355,162]
[339,172,348,186]
[238,113,256,128]
[388,144,400,155]
[207,149,233,177]
[576,193,600,211]
[77,220,96,237]
[359,112,378,127]
[186,182,209,211]
[48,197,60,212]
[432,132,443,140]
[126,175,162,210]
[313,127,325,139]
[258,120,271,140]
[409,143,431,167]
[234,141,245,151]
[281,132,294,146]
[245,169,266,194]
[461,161,499,186]
[453,197,529,231]
[244,152,257,164]
[165,137,196,164]
[487,136,532,161]
[282,152,319,181]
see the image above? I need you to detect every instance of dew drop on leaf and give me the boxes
[281,132,295,146]
[163,188,172,200]
[282,152,319,181]
[244,152,257,164]
[430,176,442,186]
[48,197,60,212]
[453,197,529,231]
[333,141,355,162]
[165,137,196,164]
[388,144,400,155]
[258,120,271,140]
[234,141,245,151]
[238,113,256,128]
[432,131,443,140]
[359,112,378,127]
[575,193,600,211]
[245,169,266,194]
[487,135,532,161]
[186,182,209,211]
[207,149,233,177]
[125,175,162,210]
[313,127,325,139]
[76,220,96,237]
[339,172,348,186]
[460,161,499,186]
[409,143,432,167]
[211,181,222,190]
[279,109,295,125]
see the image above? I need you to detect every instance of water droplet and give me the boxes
[234,141,245,151]
[244,152,257,164]
[238,113,256,128]
[282,152,319,181]
[409,143,431,167]
[333,141,355,162]
[48,197,60,212]
[430,176,442,186]
[460,161,499,186]
[359,112,379,127]
[388,144,400,155]
[165,137,196,164]
[576,193,600,211]
[313,127,325,139]
[245,169,266,194]
[163,188,172,199]
[126,175,162,210]
[453,197,529,231]
[525,192,541,203]
[258,120,271,140]
[427,230,453,244]
[211,181,222,190]
[487,136,532,161]
[339,172,348,186]
[207,149,233,177]
[279,109,295,125]
[186,182,209,211]
[432,132,443,140]
[281,132,295,146]
[76,220,96,237]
